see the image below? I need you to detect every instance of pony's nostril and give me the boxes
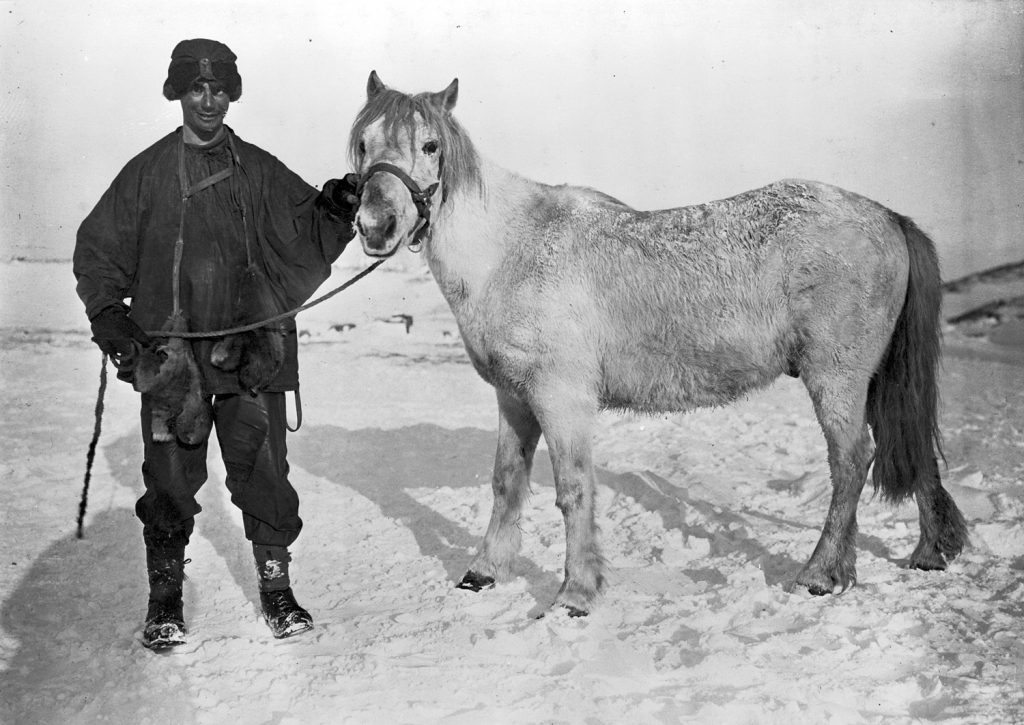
[356,217,366,237]
[383,215,396,240]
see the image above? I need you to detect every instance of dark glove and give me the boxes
[319,174,360,224]
[89,305,151,358]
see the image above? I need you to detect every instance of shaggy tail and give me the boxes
[866,215,944,503]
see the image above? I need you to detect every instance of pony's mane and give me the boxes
[348,87,484,201]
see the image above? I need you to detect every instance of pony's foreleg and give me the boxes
[458,390,541,592]
[794,379,873,595]
[537,392,604,616]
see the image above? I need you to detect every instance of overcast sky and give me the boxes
[2,0,1021,278]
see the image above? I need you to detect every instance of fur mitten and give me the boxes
[134,313,213,445]
[210,264,286,394]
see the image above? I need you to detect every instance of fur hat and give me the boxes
[163,38,242,102]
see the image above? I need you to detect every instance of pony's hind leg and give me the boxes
[794,376,873,595]
[458,390,542,592]
[909,458,969,570]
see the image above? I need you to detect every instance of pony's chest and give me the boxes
[427,240,557,391]
[446,293,539,389]
[452,310,517,381]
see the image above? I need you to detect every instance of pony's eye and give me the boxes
[422,140,439,155]
[358,140,366,156]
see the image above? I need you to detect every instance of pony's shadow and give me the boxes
[599,469,901,581]
[291,424,818,607]
[292,424,564,605]
[600,469,805,586]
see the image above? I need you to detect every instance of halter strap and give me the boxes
[358,161,442,250]
[359,162,439,212]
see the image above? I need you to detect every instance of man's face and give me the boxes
[180,81,230,142]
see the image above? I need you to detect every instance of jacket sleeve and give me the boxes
[257,158,356,310]
[73,167,141,320]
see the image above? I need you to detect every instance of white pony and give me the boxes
[348,71,967,616]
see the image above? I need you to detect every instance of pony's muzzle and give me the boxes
[356,213,398,255]
[355,175,418,257]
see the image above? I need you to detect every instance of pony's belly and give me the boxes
[456,319,789,412]
[599,343,787,413]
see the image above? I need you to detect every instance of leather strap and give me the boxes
[287,388,303,432]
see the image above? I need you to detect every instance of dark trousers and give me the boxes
[136,392,302,549]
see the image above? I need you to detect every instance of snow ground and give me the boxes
[1,257,1022,724]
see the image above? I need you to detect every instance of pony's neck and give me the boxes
[425,158,529,303]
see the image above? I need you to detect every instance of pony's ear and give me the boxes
[435,78,458,112]
[367,70,386,99]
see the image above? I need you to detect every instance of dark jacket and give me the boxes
[74,127,353,393]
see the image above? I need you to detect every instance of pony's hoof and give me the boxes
[456,571,495,592]
[552,589,597,616]
[795,559,856,596]
[797,575,855,596]
[784,577,827,596]
[533,604,589,620]
[908,557,947,571]
[793,572,837,596]
[908,544,949,571]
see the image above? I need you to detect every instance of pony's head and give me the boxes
[348,71,481,257]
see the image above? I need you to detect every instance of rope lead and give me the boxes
[144,258,387,338]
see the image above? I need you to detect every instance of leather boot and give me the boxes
[254,544,313,639]
[141,534,188,650]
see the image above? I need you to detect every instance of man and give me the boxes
[74,38,358,649]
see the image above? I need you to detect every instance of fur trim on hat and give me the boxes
[163,38,242,102]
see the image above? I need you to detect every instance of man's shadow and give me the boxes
[0,431,202,722]
[0,427,263,723]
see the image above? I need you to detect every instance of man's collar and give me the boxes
[180,125,231,151]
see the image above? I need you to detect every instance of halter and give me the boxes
[357,160,443,252]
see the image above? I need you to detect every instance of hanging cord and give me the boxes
[226,132,254,270]
[76,353,108,539]
[143,258,386,338]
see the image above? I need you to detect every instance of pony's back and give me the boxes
[533,180,901,412]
